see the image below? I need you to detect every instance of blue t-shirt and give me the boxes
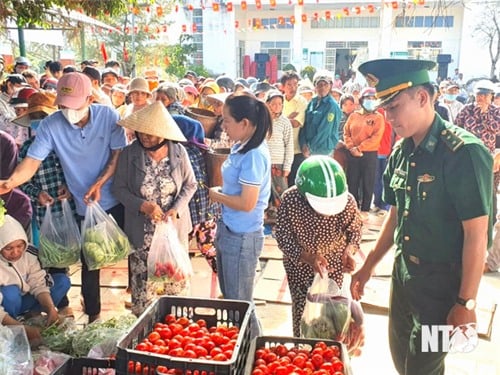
[221,142,271,233]
[27,104,127,215]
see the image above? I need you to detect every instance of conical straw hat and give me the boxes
[117,101,187,142]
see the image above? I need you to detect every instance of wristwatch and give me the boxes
[456,297,476,310]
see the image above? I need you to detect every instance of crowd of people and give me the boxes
[0,53,499,372]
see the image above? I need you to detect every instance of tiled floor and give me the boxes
[66,212,500,375]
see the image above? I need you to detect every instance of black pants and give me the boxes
[346,151,377,212]
[389,253,460,375]
[288,153,306,187]
[76,203,124,316]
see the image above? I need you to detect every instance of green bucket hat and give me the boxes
[358,59,436,105]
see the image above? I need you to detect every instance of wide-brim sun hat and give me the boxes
[206,92,231,104]
[128,77,152,96]
[13,90,58,127]
[117,101,186,142]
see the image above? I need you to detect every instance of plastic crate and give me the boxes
[248,336,353,375]
[52,357,115,374]
[116,296,252,375]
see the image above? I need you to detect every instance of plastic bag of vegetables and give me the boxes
[147,220,193,296]
[81,201,131,270]
[0,325,33,374]
[39,199,81,268]
[300,272,365,355]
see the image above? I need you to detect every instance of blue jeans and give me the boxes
[0,273,70,318]
[215,222,263,339]
[373,156,390,211]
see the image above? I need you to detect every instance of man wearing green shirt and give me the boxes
[351,59,493,375]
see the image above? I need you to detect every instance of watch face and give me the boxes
[465,299,476,310]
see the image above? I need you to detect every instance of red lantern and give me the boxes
[132,6,140,15]
[313,12,319,20]
[241,1,247,10]
[156,26,160,33]
[355,6,361,14]
[145,6,150,13]
[418,0,425,4]
[144,25,149,33]
[235,20,239,28]
[133,26,138,34]
[392,1,398,9]
[297,0,303,5]
[162,25,167,32]
[343,7,349,16]
[255,19,261,28]
[367,4,375,13]
[256,0,262,9]
[192,23,197,32]
[226,2,233,11]
[278,16,285,25]
[156,6,163,16]
[270,0,276,7]
[124,27,129,34]
[290,15,296,24]
[188,4,194,11]
[213,2,220,11]
[182,24,187,32]
[325,10,331,20]
[301,14,307,22]
[175,5,179,12]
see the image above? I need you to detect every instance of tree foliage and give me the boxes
[471,1,500,78]
[0,0,139,27]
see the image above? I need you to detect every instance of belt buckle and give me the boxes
[408,255,420,265]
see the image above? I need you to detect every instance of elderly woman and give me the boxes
[154,83,185,115]
[112,102,197,316]
[118,77,152,143]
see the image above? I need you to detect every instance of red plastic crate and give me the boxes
[115,296,252,375]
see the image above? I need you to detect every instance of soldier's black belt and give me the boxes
[403,253,461,272]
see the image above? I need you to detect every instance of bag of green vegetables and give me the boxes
[39,199,81,268]
[81,201,131,270]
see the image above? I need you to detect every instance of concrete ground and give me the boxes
[66,211,500,375]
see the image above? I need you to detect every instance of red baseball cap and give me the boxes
[55,72,92,109]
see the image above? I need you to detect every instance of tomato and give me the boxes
[188,322,201,332]
[212,353,228,361]
[264,352,278,364]
[292,354,306,367]
[196,319,207,328]
[135,342,148,351]
[275,366,288,375]
[148,331,161,342]
[329,345,341,358]
[331,358,344,372]
[169,323,183,335]
[168,338,182,349]
[254,358,267,367]
[311,353,324,369]
[275,344,288,357]
[202,339,216,352]
[177,316,190,327]
[159,327,172,340]
[194,345,208,358]
[164,314,177,324]
[223,349,233,359]
[183,349,197,358]
[154,339,166,347]
[156,365,168,373]
[255,364,270,374]
[252,369,265,375]
[322,347,335,361]
[210,347,223,357]
[314,341,328,350]
[168,347,184,357]
[286,350,297,361]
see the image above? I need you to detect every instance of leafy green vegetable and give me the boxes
[0,198,6,227]
[41,321,76,353]
[83,228,131,270]
[39,236,80,268]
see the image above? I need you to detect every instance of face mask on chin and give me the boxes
[61,107,89,124]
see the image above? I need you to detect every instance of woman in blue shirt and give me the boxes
[208,93,272,339]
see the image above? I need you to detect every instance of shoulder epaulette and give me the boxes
[440,128,464,152]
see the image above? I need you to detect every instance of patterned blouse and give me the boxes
[455,104,500,153]
[140,155,176,250]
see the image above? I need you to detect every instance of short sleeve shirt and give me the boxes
[383,115,493,262]
[27,104,127,215]
[221,142,271,233]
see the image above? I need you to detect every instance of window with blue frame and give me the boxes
[396,15,454,28]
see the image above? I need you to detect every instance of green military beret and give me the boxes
[358,59,436,104]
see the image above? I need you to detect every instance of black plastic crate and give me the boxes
[52,357,115,374]
[116,296,252,375]
[248,336,353,375]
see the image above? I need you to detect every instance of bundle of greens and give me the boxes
[38,237,80,268]
[83,229,130,270]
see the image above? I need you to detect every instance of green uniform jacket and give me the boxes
[383,114,493,263]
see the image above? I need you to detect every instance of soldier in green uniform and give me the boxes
[350,59,493,375]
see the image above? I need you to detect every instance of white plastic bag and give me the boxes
[81,201,131,270]
[39,199,81,268]
[147,220,193,296]
[0,325,33,375]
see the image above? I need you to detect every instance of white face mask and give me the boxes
[61,107,89,124]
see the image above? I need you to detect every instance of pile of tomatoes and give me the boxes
[127,313,241,374]
[251,341,346,375]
